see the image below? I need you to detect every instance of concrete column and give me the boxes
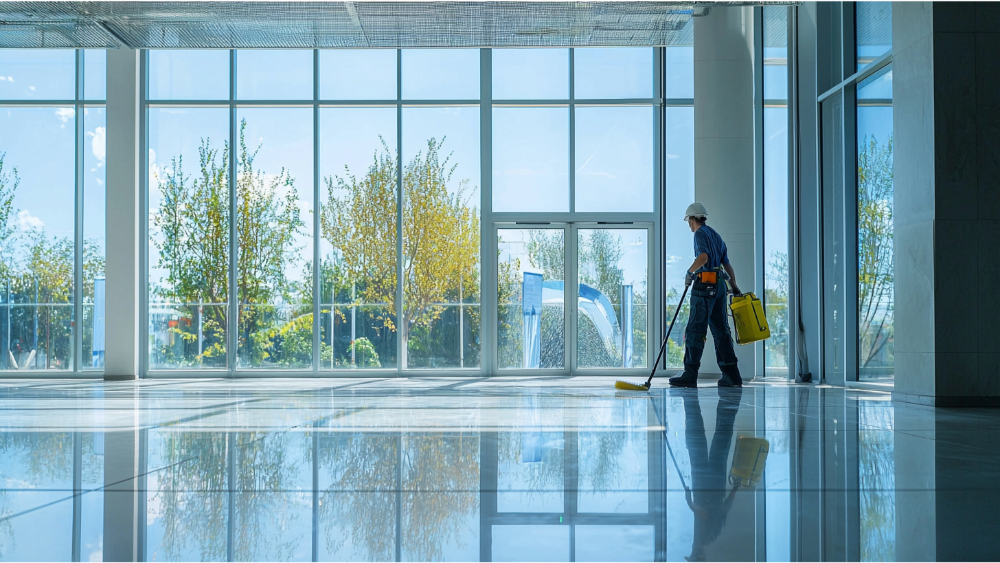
[694,7,756,375]
[105,49,141,380]
[893,2,1000,406]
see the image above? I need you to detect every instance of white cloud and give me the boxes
[88,126,106,164]
[18,210,44,229]
[54,107,75,124]
[29,85,35,91]
[0,77,5,82]
[6,76,13,82]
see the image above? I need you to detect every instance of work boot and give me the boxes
[717,373,743,388]
[668,371,699,388]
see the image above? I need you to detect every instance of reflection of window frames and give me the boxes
[479,399,666,561]
[0,50,106,374]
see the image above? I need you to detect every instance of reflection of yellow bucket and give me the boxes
[729,436,770,487]
[729,293,771,345]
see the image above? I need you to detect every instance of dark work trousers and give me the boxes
[683,279,742,382]
[683,391,743,552]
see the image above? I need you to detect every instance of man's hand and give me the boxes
[685,271,696,288]
[730,284,742,296]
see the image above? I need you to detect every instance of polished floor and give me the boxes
[0,377,997,562]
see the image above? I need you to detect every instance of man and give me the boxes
[669,202,744,388]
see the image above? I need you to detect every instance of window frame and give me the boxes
[136,46,676,378]
[0,49,106,376]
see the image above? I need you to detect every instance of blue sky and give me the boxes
[0,46,896,312]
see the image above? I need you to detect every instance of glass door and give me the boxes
[496,225,569,373]
[573,224,651,372]
[494,223,652,374]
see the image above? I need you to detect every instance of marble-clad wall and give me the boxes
[893,2,1000,404]
[694,6,756,375]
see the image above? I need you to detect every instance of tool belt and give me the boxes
[692,270,723,298]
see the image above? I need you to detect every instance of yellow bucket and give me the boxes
[729,292,771,345]
[729,436,770,487]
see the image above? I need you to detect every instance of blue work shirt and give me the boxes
[693,225,730,269]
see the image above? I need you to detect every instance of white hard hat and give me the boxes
[683,202,708,221]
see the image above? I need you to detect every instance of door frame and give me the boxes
[490,220,657,377]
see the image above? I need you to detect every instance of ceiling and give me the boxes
[0,1,789,50]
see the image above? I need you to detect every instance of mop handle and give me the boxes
[646,283,691,386]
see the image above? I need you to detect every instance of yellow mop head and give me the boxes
[614,380,650,391]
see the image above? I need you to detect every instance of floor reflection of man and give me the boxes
[681,389,743,562]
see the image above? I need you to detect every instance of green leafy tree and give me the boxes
[152,119,306,368]
[0,153,19,278]
[858,134,894,372]
[764,251,790,368]
[321,137,480,368]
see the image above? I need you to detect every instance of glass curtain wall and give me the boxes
[663,20,695,368]
[0,49,107,373]
[145,45,673,376]
[490,46,658,373]
[146,49,482,373]
[763,7,791,377]
[856,66,893,382]
[819,2,893,385]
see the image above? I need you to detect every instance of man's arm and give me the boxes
[722,262,740,294]
[688,253,709,273]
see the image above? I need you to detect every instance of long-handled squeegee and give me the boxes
[615,283,690,391]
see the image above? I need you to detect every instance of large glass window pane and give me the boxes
[764,106,789,376]
[664,107,694,368]
[84,49,107,100]
[573,48,653,99]
[402,49,480,100]
[236,50,313,100]
[763,7,789,101]
[665,20,694,100]
[577,228,648,369]
[492,107,569,213]
[856,2,892,71]
[857,67,893,383]
[0,107,76,370]
[148,50,230,100]
[497,228,564,370]
[492,49,569,100]
[236,108,314,369]
[319,49,397,100]
[574,106,654,212]
[0,49,75,100]
[402,107,481,369]
[763,5,790,377]
[147,108,230,369]
[319,107,398,370]
[83,107,106,370]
